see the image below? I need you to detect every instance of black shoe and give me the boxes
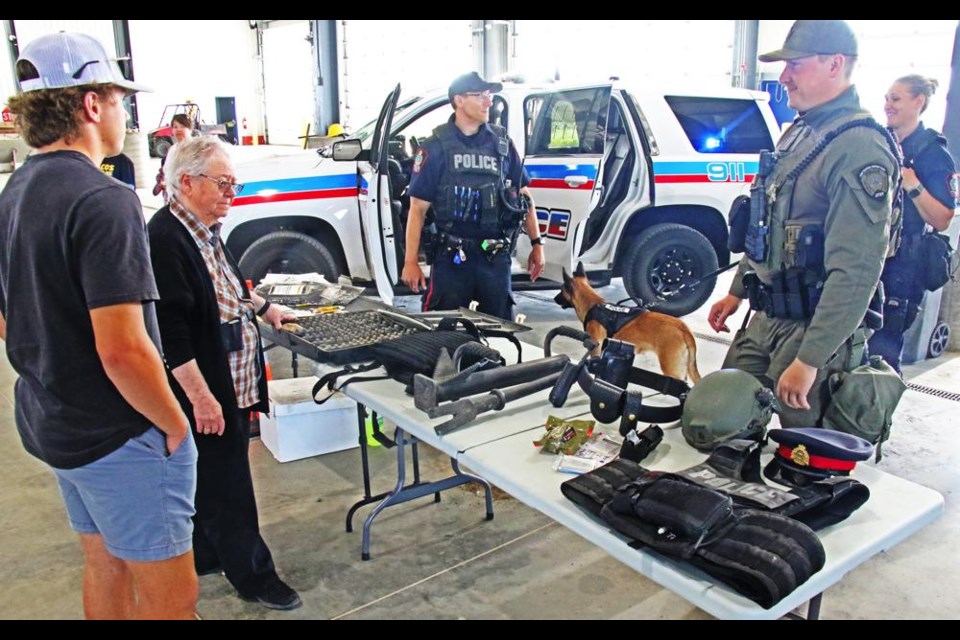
[197,565,223,577]
[242,580,302,611]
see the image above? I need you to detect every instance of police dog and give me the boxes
[555,263,701,383]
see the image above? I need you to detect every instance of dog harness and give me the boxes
[583,302,646,335]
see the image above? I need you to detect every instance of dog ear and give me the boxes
[574,261,586,277]
[562,267,572,285]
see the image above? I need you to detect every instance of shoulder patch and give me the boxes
[859,165,890,200]
[948,172,959,203]
[412,147,428,174]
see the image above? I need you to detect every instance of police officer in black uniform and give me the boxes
[402,72,545,320]
[868,74,959,373]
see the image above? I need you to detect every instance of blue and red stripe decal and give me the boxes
[526,164,597,190]
[232,174,358,207]
[653,160,758,184]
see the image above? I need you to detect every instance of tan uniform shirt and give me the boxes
[730,86,899,368]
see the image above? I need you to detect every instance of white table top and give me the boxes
[326,337,945,619]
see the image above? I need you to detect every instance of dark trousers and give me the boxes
[193,412,278,598]
[421,246,514,320]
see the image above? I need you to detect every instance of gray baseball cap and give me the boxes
[758,20,858,63]
[15,32,151,94]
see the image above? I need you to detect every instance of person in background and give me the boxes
[708,20,901,428]
[149,136,302,611]
[401,71,545,320]
[867,74,959,373]
[0,32,198,619]
[101,151,136,189]
[153,112,194,200]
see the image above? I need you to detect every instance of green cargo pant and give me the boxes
[721,311,862,429]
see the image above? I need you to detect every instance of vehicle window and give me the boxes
[391,102,453,159]
[525,87,610,156]
[664,96,774,154]
[352,96,422,143]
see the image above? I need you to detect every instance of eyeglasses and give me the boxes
[462,91,494,101]
[197,174,244,195]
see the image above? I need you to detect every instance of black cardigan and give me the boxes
[148,206,269,447]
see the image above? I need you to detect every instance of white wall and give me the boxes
[513,20,737,90]
[129,20,259,137]
[336,20,474,131]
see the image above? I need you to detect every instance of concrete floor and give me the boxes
[1,147,958,619]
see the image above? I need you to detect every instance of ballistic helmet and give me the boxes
[681,369,779,452]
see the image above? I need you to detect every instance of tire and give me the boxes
[238,230,340,287]
[928,321,950,359]
[620,223,719,317]
[153,137,172,159]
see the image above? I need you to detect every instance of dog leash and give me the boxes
[615,260,741,310]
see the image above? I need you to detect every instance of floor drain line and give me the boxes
[905,382,960,402]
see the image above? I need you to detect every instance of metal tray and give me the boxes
[259,309,433,365]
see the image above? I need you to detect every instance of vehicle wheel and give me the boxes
[928,321,950,359]
[238,230,340,287]
[154,137,173,159]
[621,223,719,317]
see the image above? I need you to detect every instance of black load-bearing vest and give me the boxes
[432,123,512,238]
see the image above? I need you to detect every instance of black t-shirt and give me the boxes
[101,153,137,190]
[0,150,161,469]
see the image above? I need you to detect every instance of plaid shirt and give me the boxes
[169,198,261,409]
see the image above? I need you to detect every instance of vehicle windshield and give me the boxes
[350,95,423,143]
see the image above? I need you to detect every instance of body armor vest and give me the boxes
[432,123,511,238]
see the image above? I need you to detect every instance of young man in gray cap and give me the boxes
[0,33,199,618]
[708,20,901,429]
[401,71,545,320]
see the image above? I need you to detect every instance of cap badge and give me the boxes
[790,444,811,467]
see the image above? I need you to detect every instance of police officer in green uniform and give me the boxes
[709,20,901,429]
[402,72,545,320]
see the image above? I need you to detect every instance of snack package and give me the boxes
[533,415,595,455]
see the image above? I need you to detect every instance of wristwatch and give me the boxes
[256,300,272,317]
[906,183,925,199]
[530,237,544,246]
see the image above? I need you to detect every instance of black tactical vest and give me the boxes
[432,123,511,238]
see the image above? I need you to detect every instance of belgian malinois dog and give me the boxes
[554,263,701,383]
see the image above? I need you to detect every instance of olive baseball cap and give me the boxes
[15,32,151,94]
[448,71,503,102]
[758,20,858,62]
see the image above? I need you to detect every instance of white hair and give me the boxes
[164,136,231,202]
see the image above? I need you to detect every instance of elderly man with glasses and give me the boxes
[402,71,545,321]
[148,136,302,611]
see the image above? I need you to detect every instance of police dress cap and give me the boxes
[15,32,151,94]
[764,427,873,487]
[448,71,503,101]
[758,20,858,62]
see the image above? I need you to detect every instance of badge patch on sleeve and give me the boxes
[948,172,959,204]
[412,148,428,174]
[859,165,890,200]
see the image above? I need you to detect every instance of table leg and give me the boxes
[451,458,494,520]
[359,427,496,560]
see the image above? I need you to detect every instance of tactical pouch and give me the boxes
[727,195,750,253]
[603,473,735,559]
[881,296,910,334]
[822,355,906,462]
[919,231,956,292]
[219,317,246,353]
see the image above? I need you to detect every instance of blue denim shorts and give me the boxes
[54,427,198,562]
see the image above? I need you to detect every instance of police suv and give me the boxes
[225,80,781,316]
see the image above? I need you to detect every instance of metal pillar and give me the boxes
[471,20,510,80]
[936,21,960,353]
[112,20,139,130]
[4,20,18,91]
[311,20,340,134]
[733,20,759,90]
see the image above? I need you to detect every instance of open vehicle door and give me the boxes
[362,84,402,305]
[522,85,611,282]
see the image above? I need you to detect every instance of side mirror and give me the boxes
[331,139,365,162]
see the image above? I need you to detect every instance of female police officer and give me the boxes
[868,74,959,373]
[401,71,545,321]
